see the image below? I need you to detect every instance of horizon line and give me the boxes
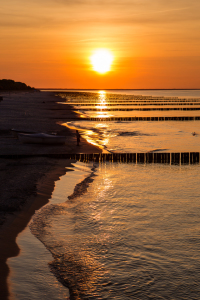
[39,88,200,91]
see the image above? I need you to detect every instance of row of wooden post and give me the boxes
[75,152,199,164]
[82,107,200,111]
[67,102,200,106]
[85,116,200,121]
[1,152,199,164]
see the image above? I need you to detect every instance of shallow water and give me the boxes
[61,90,200,153]
[8,226,69,300]
[8,162,91,300]
[10,90,200,300]
[30,162,200,300]
[65,120,200,153]
[47,89,200,98]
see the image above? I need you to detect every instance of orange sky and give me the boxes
[1,0,200,89]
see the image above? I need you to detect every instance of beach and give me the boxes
[1,90,200,299]
[0,91,101,299]
[31,90,200,300]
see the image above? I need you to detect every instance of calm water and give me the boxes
[30,90,200,299]
[60,90,200,153]
[30,163,200,300]
[46,89,200,98]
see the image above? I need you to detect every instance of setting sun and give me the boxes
[90,49,114,74]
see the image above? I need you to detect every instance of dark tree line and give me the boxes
[0,79,35,91]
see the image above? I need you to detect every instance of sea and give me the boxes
[9,90,200,299]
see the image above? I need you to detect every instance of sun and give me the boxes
[90,49,114,74]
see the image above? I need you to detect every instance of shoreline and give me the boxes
[0,91,102,299]
[0,159,70,299]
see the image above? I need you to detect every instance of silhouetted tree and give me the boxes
[0,79,35,91]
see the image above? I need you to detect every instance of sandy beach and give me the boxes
[0,91,101,299]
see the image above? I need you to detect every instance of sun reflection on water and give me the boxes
[95,91,114,118]
[62,120,113,153]
[97,91,108,109]
[62,91,114,151]
[98,91,106,102]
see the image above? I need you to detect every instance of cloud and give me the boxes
[49,0,200,12]
[1,0,200,30]
[0,13,56,29]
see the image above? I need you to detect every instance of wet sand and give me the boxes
[0,91,102,299]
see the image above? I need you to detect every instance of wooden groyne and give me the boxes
[62,98,200,104]
[66,102,200,106]
[79,107,200,111]
[1,152,199,164]
[81,116,200,121]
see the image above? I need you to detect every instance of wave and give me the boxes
[117,131,154,137]
[68,165,97,200]
[29,162,99,300]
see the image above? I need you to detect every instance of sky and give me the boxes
[1,0,200,89]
